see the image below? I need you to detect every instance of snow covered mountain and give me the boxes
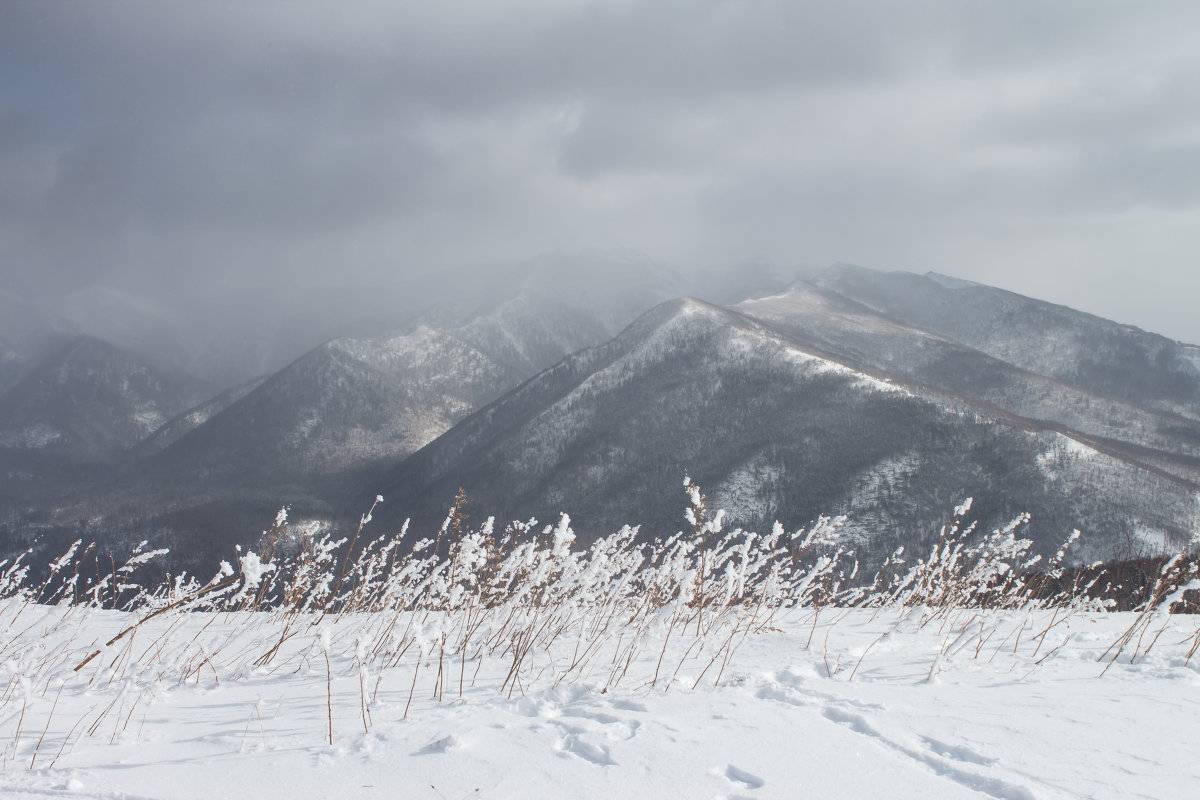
[3,259,1196,573]
[815,264,1200,420]
[0,251,732,566]
[0,336,210,461]
[137,250,708,481]
[151,326,526,481]
[734,281,1200,485]
[373,298,1198,565]
[150,254,694,482]
[133,375,269,457]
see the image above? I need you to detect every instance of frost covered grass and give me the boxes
[2,480,1199,798]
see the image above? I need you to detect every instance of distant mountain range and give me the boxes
[0,335,210,460]
[1,256,1195,572]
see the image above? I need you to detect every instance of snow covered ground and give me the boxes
[4,603,1197,800]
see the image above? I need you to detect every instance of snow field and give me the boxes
[2,486,1198,799]
[2,604,1198,799]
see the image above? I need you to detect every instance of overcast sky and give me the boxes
[3,1,1199,342]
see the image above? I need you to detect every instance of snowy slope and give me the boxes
[3,602,1197,800]
[736,283,1200,484]
[453,291,616,377]
[154,326,526,479]
[4,260,1198,577]
[0,336,210,460]
[150,249,694,480]
[0,259,699,567]
[133,375,269,457]
[375,298,1198,564]
[816,264,1200,419]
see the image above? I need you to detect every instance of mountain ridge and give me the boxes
[2,261,1196,573]
[369,294,1198,566]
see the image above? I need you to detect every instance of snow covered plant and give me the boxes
[1,478,1198,750]
[6,479,1200,782]
[859,499,1091,613]
[1099,527,1200,670]
[0,482,856,709]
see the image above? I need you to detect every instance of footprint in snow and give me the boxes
[556,732,616,766]
[561,708,641,741]
[920,736,997,766]
[721,764,765,790]
[821,706,880,737]
[412,734,460,756]
[608,698,648,713]
[563,708,622,725]
[775,665,817,686]
[755,685,810,707]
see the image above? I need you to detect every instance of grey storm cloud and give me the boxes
[2,0,1199,341]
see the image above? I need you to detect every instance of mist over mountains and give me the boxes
[1,253,1196,573]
